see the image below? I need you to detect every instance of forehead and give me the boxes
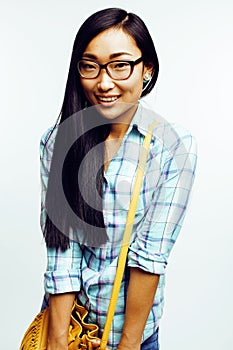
[83,28,141,60]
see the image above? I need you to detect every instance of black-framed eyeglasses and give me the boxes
[77,56,143,80]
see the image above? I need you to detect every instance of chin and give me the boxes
[94,105,120,119]
[95,102,136,122]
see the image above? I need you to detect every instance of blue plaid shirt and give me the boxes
[40,102,197,349]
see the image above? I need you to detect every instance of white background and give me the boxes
[1,0,232,349]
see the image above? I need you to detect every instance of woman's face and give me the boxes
[79,28,151,122]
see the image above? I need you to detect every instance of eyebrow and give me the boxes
[82,52,133,60]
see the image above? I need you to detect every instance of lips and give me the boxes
[96,95,120,103]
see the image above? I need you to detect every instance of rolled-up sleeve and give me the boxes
[44,243,82,294]
[128,131,197,275]
[40,127,82,294]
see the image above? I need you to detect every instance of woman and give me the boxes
[40,7,197,350]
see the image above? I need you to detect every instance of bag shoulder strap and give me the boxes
[100,120,159,350]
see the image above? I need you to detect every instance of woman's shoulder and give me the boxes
[40,125,58,145]
[40,125,58,160]
[164,121,196,145]
[171,123,197,158]
[140,102,196,142]
[155,121,197,159]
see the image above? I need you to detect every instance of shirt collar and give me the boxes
[127,100,159,138]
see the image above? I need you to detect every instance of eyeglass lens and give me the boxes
[78,60,132,80]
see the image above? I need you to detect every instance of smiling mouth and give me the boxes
[96,95,120,103]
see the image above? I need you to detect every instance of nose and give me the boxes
[97,70,115,91]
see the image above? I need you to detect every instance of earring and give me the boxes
[143,72,152,83]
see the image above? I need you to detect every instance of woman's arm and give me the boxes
[122,129,197,349]
[118,268,159,350]
[40,131,81,350]
[47,293,75,350]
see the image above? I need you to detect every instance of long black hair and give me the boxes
[43,7,159,251]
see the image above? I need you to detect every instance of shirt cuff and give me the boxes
[127,247,167,275]
[44,269,81,294]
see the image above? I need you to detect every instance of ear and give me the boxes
[143,63,154,80]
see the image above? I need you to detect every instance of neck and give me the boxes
[108,103,138,139]
[108,123,129,139]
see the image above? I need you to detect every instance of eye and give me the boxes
[111,62,130,70]
[80,61,97,71]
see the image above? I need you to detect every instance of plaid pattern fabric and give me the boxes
[40,102,197,349]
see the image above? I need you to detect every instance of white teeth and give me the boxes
[97,96,118,102]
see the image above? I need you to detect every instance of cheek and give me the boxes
[131,71,144,90]
[80,80,94,95]
[126,76,144,96]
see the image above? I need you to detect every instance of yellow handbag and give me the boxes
[20,121,157,350]
[20,300,99,350]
